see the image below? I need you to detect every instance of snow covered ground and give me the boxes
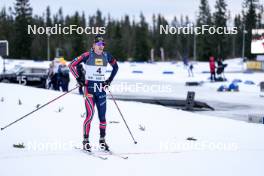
[1,83,264,176]
[0,58,264,176]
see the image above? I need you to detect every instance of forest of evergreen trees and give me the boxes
[0,0,263,61]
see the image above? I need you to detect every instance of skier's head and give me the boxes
[93,35,105,55]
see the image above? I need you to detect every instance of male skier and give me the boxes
[69,35,119,151]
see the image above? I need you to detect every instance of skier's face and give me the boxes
[93,42,105,55]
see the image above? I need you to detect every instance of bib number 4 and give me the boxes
[96,67,102,74]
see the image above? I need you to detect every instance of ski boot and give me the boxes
[83,140,91,152]
[99,138,110,151]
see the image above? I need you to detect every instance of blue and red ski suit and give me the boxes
[69,48,118,140]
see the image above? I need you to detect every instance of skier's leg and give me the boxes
[65,81,69,92]
[83,85,95,141]
[213,72,216,81]
[95,91,107,138]
[61,80,66,92]
[95,90,109,151]
[79,86,84,95]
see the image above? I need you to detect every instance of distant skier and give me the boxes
[209,56,216,82]
[188,63,194,77]
[183,55,189,69]
[68,35,119,152]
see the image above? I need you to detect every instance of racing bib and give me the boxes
[85,65,107,81]
[85,55,108,81]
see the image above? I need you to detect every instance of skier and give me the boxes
[209,56,216,82]
[188,63,194,77]
[183,55,189,69]
[68,35,119,152]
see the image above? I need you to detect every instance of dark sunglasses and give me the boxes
[95,41,105,46]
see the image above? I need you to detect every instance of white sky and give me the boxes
[1,0,263,22]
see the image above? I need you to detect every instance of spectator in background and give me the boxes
[59,60,70,92]
[47,62,54,89]
[209,56,216,82]
[216,58,228,80]
[47,58,63,91]
[52,58,62,90]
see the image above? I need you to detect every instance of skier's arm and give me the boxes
[68,52,89,79]
[107,54,119,82]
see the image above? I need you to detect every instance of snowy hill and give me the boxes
[1,83,264,176]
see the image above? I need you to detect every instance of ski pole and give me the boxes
[1,85,80,131]
[107,89,137,144]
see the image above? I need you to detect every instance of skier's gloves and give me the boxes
[76,77,85,86]
[102,79,111,89]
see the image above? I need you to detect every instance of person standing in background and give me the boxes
[209,56,216,82]
[59,60,70,92]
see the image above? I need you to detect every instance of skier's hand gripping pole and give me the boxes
[1,86,80,131]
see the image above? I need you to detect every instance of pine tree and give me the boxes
[213,0,228,59]
[234,14,243,57]
[196,0,213,61]
[0,8,9,40]
[108,22,126,60]
[170,16,181,60]
[95,10,105,27]
[197,0,212,26]
[31,14,46,59]
[46,6,52,26]
[0,7,15,56]
[120,15,133,59]
[13,0,33,59]
[71,12,85,57]
[133,13,150,61]
[150,14,169,60]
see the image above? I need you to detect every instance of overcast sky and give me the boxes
[1,0,263,22]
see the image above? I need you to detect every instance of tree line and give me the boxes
[0,0,263,61]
